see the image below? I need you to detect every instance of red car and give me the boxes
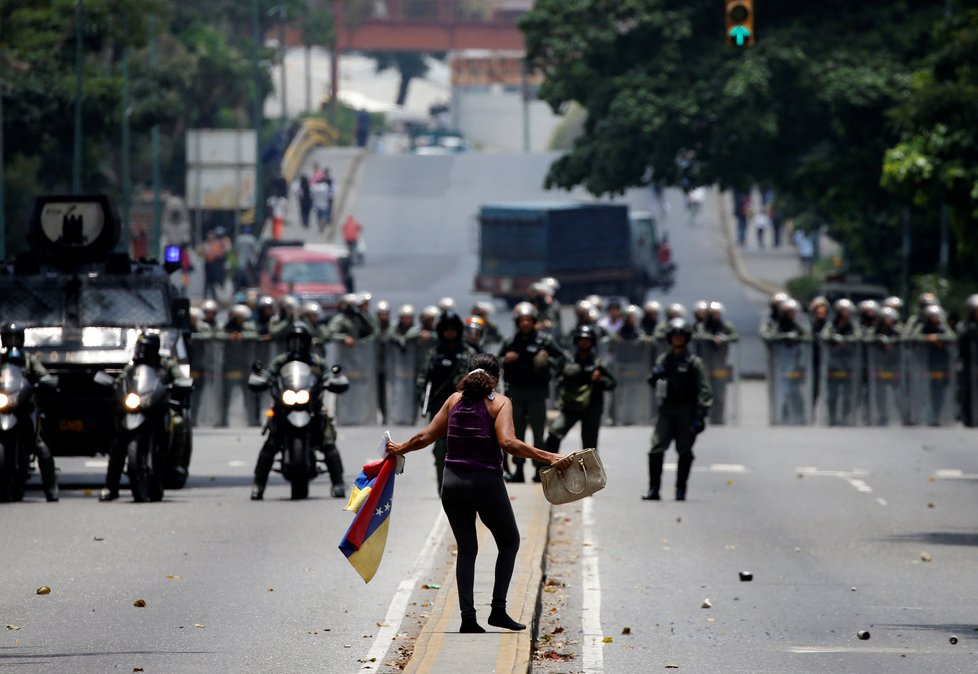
[259,246,346,313]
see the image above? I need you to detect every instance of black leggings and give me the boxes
[441,464,520,619]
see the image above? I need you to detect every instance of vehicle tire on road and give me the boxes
[289,435,310,500]
[0,438,26,502]
[128,432,165,503]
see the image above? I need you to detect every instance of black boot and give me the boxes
[250,483,265,500]
[676,450,693,502]
[505,460,525,483]
[38,454,59,502]
[642,452,663,501]
[98,487,119,502]
[459,609,485,633]
[488,603,526,631]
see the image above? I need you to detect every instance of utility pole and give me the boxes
[252,0,265,235]
[151,32,162,258]
[121,34,131,254]
[73,0,84,194]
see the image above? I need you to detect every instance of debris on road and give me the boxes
[857,631,871,640]
[739,572,753,582]
[5,625,21,631]
[920,551,933,562]
[949,636,958,645]
[622,627,632,635]
[701,599,712,609]
[35,586,51,595]
[133,599,147,608]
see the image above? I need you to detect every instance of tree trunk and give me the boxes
[396,75,412,107]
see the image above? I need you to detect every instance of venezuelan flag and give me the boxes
[339,456,396,583]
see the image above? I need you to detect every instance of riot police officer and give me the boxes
[821,299,862,426]
[325,293,376,344]
[471,301,502,349]
[0,322,59,501]
[910,304,955,425]
[640,301,662,338]
[200,299,220,330]
[958,294,978,427]
[499,302,566,483]
[531,281,562,338]
[375,300,393,425]
[463,315,488,353]
[100,333,185,501]
[693,302,739,424]
[418,311,476,492]
[865,306,905,425]
[653,303,687,344]
[692,300,709,330]
[250,323,346,499]
[544,325,616,455]
[643,318,711,502]
[762,298,812,424]
[217,304,260,427]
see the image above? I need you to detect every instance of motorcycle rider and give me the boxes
[100,332,185,502]
[250,323,346,500]
[544,325,616,455]
[417,311,477,492]
[499,302,566,483]
[643,318,712,502]
[0,322,59,501]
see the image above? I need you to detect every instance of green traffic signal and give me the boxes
[729,25,752,47]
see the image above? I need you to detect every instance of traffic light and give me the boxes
[725,0,755,48]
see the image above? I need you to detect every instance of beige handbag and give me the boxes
[539,448,607,505]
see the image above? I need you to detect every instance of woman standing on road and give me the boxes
[387,353,570,633]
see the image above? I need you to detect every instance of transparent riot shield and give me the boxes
[905,339,957,426]
[329,337,379,426]
[607,339,654,426]
[967,340,978,428]
[189,335,216,427]
[385,340,418,426]
[864,340,906,426]
[766,340,813,425]
[818,339,862,426]
[197,339,224,427]
[694,338,740,425]
[221,338,258,427]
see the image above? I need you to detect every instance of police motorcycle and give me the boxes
[0,349,58,502]
[94,334,193,502]
[248,356,349,500]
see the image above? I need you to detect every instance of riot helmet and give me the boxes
[693,300,709,318]
[625,304,643,323]
[399,303,416,318]
[201,299,219,318]
[286,322,314,359]
[230,304,253,324]
[575,299,594,317]
[436,311,465,341]
[882,296,904,314]
[1,322,26,349]
[133,332,162,367]
[834,298,856,317]
[437,297,456,313]
[257,295,276,313]
[879,307,899,325]
[464,316,486,346]
[917,292,938,309]
[964,294,978,312]
[666,302,687,320]
[472,301,493,318]
[708,301,725,318]
[923,304,945,322]
[665,318,692,343]
[376,300,391,315]
[643,300,661,316]
[770,291,790,310]
[278,295,299,318]
[541,277,560,293]
[302,302,322,323]
[573,324,598,349]
[512,301,539,322]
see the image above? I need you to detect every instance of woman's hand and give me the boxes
[386,440,406,456]
[549,453,573,471]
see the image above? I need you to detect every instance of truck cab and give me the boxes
[629,211,675,292]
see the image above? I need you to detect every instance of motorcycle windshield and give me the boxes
[0,364,27,396]
[131,363,161,396]
[279,360,314,392]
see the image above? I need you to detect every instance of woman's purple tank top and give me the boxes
[446,396,503,473]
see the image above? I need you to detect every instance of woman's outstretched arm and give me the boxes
[386,393,458,455]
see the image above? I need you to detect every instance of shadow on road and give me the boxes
[877,623,978,641]
[882,531,978,547]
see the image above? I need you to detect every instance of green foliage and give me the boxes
[521,0,951,287]
[786,275,822,307]
[366,51,442,106]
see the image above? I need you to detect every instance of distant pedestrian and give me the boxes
[356,109,371,147]
[343,214,363,264]
[386,353,571,633]
[268,193,287,240]
[735,192,750,247]
[298,175,313,229]
[793,228,815,275]
[323,168,335,224]
[311,178,331,233]
[752,208,771,249]
[200,228,230,300]
[686,186,706,225]
[764,190,783,247]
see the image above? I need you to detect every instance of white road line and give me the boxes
[664,463,748,473]
[359,510,448,673]
[797,467,885,504]
[581,497,603,674]
[227,460,249,468]
[84,460,108,468]
[933,469,978,480]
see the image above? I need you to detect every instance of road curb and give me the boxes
[716,190,783,297]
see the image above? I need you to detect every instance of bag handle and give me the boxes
[557,454,588,495]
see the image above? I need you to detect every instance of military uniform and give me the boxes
[693,318,739,424]
[646,347,712,500]
[215,318,259,427]
[499,329,566,481]
[910,317,956,426]
[819,319,862,426]
[545,353,616,453]
[418,339,476,492]
[958,316,978,427]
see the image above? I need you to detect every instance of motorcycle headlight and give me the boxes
[0,393,10,410]
[124,392,141,411]
[282,389,298,406]
[295,389,310,405]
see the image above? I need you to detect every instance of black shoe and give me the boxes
[250,484,264,501]
[45,488,59,503]
[505,468,525,483]
[99,488,118,502]
[675,489,686,502]
[532,471,542,483]
[330,483,346,498]
[641,489,660,501]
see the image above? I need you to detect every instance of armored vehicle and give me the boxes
[0,196,192,484]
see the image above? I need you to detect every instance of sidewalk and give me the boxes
[716,190,839,296]
[403,484,550,674]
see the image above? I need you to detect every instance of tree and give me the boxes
[882,3,978,274]
[521,0,944,287]
[367,51,441,106]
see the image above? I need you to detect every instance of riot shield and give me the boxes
[329,337,379,426]
[694,339,740,425]
[189,334,216,427]
[864,340,905,426]
[221,337,258,427]
[196,338,224,427]
[607,339,654,426]
[766,340,813,425]
[905,339,957,426]
[385,340,418,426]
[818,339,862,426]
[966,340,978,428]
